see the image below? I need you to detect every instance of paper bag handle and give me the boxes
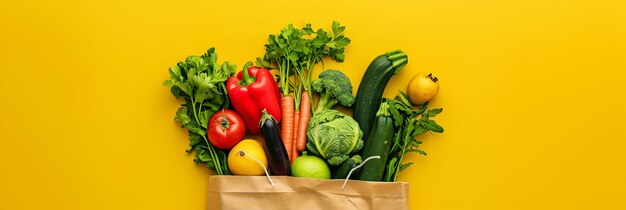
[238,151,380,190]
[238,150,276,188]
[341,156,380,190]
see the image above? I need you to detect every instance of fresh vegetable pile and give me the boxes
[164,21,444,182]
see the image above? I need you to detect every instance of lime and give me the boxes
[291,153,331,179]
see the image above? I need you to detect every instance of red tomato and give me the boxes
[208,110,246,149]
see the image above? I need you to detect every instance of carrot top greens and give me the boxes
[259,21,351,109]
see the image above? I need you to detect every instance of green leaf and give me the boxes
[216,150,231,175]
[198,109,213,129]
[205,161,215,169]
[203,101,220,111]
[333,36,351,48]
[329,48,346,62]
[287,54,299,62]
[168,86,182,98]
[186,57,206,74]
[311,36,327,48]
[390,132,403,155]
[409,140,422,147]
[416,149,427,156]
[412,122,429,136]
[201,48,218,65]
[174,81,191,96]
[399,162,413,171]
[325,41,337,49]
[163,80,174,87]
[168,65,183,82]
[255,57,272,68]
[389,157,398,173]
[220,61,237,77]
[403,120,415,144]
[187,68,198,82]
[186,122,206,136]
[397,91,412,107]
[386,157,398,181]
[406,147,426,155]
[316,28,328,38]
[281,24,295,38]
[188,132,203,148]
[388,103,403,127]
[424,120,444,133]
[427,108,443,116]
[302,23,314,35]
[194,148,212,163]
[174,107,191,125]
[192,73,218,103]
[332,21,345,37]
[415,101,429,115]
[394,102,412,115]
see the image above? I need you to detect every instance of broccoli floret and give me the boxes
[311,70,355,113]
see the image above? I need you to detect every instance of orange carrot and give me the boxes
[291,142,300,162]
[280,95,294,161]
[293,110,300,145]
[296,91,311,151]
[292,109,300,162]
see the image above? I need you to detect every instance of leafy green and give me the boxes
[399,162,413,171]
[174,107,191,125]
[423,120,444,133]
[163,48,235,175]
[427,108,443,116]
[306,109,363,166]
[384,91,444,182]
[384,156,398,182]
[261,21,351,110]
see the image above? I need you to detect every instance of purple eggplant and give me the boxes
[259,109,291,175]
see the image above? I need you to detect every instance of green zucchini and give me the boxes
[354,50,407,140]
[357,102,394,181]
[332,155,363,179]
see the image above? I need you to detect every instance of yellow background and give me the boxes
[1,0,625,209]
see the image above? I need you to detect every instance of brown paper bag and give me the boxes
[207,176,409,210]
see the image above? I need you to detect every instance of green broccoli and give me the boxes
[312,69,355,113]
[306,69,363,166]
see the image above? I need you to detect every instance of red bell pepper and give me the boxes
[226,62,282,134]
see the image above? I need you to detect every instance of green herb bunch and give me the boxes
[384,91,444,182]
[259,21,351,109]
[163,48,236,175]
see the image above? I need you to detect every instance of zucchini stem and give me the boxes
[376,101,391,117]
[385,50,408,72]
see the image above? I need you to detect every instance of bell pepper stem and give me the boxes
[238,61,256,86]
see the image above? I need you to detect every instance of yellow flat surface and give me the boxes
[1,0,625,209]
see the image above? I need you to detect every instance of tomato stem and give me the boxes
[219,110,230,130]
